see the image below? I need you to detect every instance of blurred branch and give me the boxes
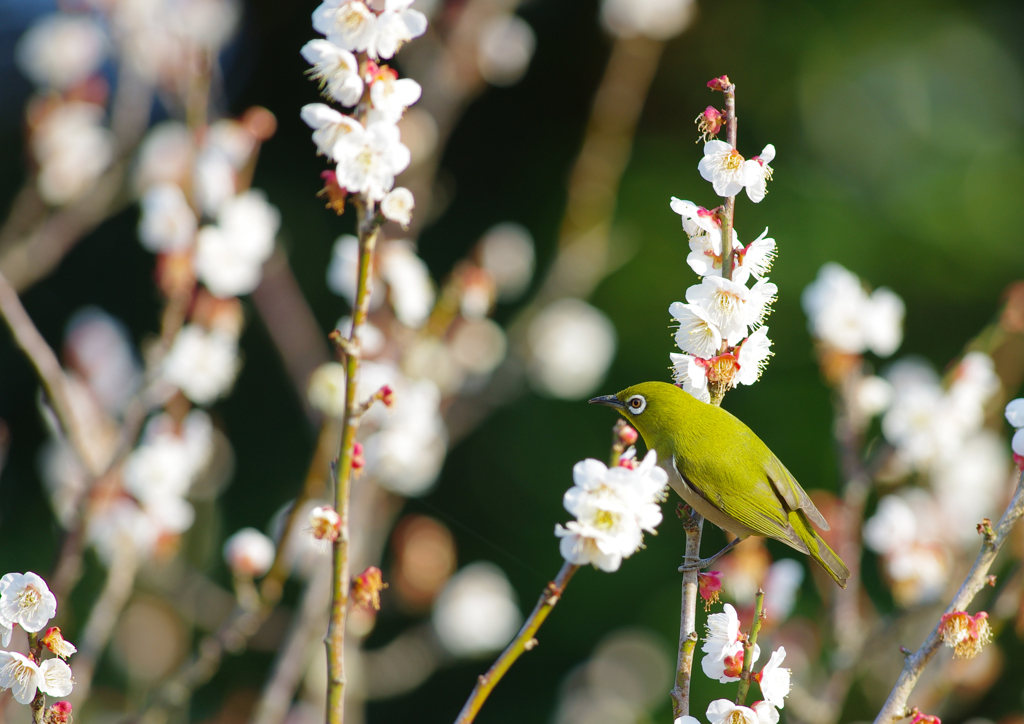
[873,470,1024,724]
[0,270,94,473]
[454,561,578,724]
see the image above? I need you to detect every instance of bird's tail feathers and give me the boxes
[806,529,849,589]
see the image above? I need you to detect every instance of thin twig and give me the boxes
[735,589,765,705]
[873,470,1024,724]
[325,203,381,724]
[454,561,578,724]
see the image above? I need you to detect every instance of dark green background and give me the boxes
[2,0,1024,721]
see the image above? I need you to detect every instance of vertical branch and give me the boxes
[454,562,578,724]
[671,512,704,718]
[735,589,765,706]
[325,202,380,724]
[873,471,1024,724]
[718,83,738,281]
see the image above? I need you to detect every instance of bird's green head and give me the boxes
[588,381,697,448]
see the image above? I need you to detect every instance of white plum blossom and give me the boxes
[162,325,241,405]
[138,183,198,253]
[223,528,276,577]
[555,452,667,572]
[312,0,378,55]
[762,559,804,623]
[373,0,428,59]
[301,39,364,105]
[801,263,904,357]
[380,186,414,227]
[670,301,722,359]
[671,197,724,252]
[701,603,760,682]
[0,572,57,633]
[0,653,73,704]
[527,298,617,400]
[736,326,772,386]
[733,228,776,283]
[15,14,108,90]
[706,699,759,724]
[742,144,776,203]
[133,122,195,193]
[194,189,280,297]
[670,353,711,403]
[432,562,521,657]
[685,276,755,346]
[0,620,10,648]
[369,71,422,122]
[1005,398,1024,429]
[862,494,920,556]
[333,121,411,202]
[752,701,780,724]
[758,647,791,708]
[698,140,748,198]
[300,103,362,159]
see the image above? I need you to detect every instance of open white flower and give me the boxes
[758,647,791,708]
[300,103,363,159]
[138,183,197,253]
[752,701,780,724]
[301,39,364,105]
[556,452,667,572]
[702,603,759,682]
[374,0,428,59]
[670,197,722,249]
[0,572,57,633]
[741,144,776,203]
[312,0,378,55]
[162,325,241,405]
[670,353,710,403]
[733,228,776,283]
[802,263,903,356]
[380,187,414,227]
[745,279,778,330]
[735,326,772,386]
[333,121,411,202]
[698,140,747,197]
[0,653,73,704]
[670,301,722,359]
[706,699,759,724]
[686,276,752,345]
[369,70,422,122]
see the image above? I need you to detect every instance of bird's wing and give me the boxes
[675,447,809,554]
[763,455,830,531]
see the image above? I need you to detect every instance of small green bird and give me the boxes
[590,381,849,588]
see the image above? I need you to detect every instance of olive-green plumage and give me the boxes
[591,381,849,588]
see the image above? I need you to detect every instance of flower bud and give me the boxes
[381,187,414,229]
[615,420,638,446]
[41,627,77,660]
[707,75,731,91]
[939,610,992,659]
[698,571,723,610]
[910,708,940,724]
[377,384,395,408]
[351,441,365,472]
[309,505,342,542]
[351,566,387,611]
[44,701,72,724]
[317,170,347,215]
[696,106,724,142]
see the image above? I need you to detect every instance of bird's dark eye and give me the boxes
[626,395,646,415]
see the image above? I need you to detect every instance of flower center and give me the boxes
[355,147,374,172]
[339,5,368,34]
[713,289,742,315]
[722,150,744,172]
[18,586,40,611]
[594,509,618,530]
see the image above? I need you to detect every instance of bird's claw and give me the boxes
[677,555,717,573]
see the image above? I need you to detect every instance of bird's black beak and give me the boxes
[589,394,625,410]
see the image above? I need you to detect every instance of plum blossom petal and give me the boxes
[698,140,746,197]
[0,572,57,633]
[312,0,378,55]
[670,353,710,403]
[0,652,41,705]
[670,301,722,359]
[301,39,364,105]
[300,104,363,160]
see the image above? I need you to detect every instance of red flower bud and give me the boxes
[617,423,638,446]
[45,701,72,724]
[698,571,723,610]
[707,75,732,91]
[318,171,347,216]
[352,441,365,471]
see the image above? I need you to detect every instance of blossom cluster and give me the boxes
[301,0,425,208]
[555,449,668,572]
[862,353,1007,606]
[675,602,791,724]
[0,573,74,707]
[667,81,777,400]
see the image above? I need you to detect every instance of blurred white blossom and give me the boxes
[301,39,364,106]
[432,562,521,657]
[378,241,434,327]
[134,122,195,193]
[380,187,415,227]
[527,298,617,400]
[801,263,904,357]
[333,121,411,202]
[223,528,276,577]
[162,325,241,405]
[64,307,142,415]
[194,189,280,297]
[32,103,114,206]
[16,14,108,90]
[478,223,535,302]
[139,183,198,253]
[477,15,535,86]
[307,362,349,418]
[600,0,695,40]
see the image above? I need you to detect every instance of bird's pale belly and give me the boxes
[660,458,760,539]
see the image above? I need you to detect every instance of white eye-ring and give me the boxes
[626,394,646,415]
